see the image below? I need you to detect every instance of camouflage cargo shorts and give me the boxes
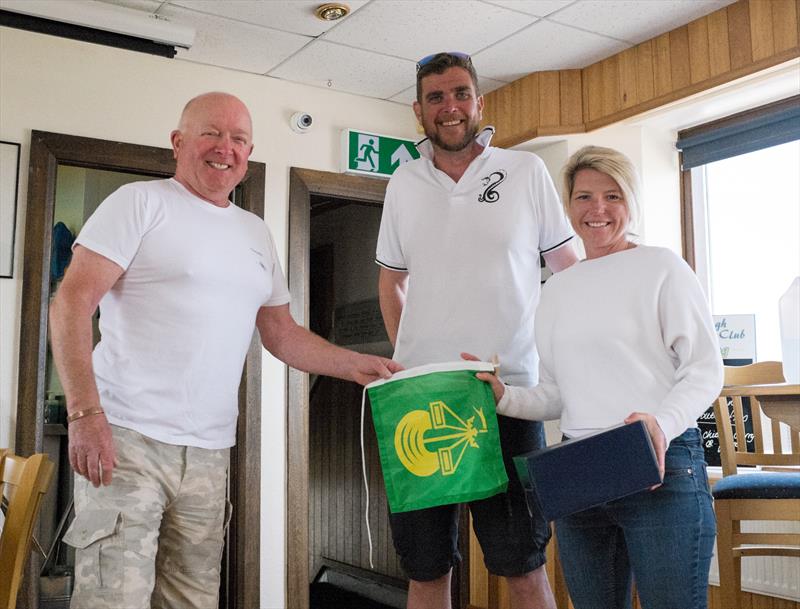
[65,425,231,609]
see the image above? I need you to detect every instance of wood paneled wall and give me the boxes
[469,523,570,609]
[482,70,584,147]
[481,0,800,148]
[308,375,406,581]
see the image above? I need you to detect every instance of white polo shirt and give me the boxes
[376,128,573,387]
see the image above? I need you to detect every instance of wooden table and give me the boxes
[722,383,800,433]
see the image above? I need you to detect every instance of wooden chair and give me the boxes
[0,451,56,609]
[712,362,800,609]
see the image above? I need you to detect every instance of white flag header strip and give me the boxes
[365,360,495,390]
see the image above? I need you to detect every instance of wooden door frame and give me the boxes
[286,166,471,609]
[287,168,389,609]
[14,130,264,609]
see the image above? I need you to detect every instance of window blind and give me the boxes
[676,95,800,170]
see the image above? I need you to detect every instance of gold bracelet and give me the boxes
[66,407,105,423]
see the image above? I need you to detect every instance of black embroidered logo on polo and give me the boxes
[478,170,506,203]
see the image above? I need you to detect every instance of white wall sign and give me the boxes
[713,314,756,360]
[0,141,21,278]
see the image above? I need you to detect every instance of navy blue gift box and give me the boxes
[513,421,661,521]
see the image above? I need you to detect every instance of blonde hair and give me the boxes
[561,146,641,236]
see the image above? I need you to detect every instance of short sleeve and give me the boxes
[263,225,291,307]
[74,183,153,270]
[530,155,573,254]
[375,176,407,271]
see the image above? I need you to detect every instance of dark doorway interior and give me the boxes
[288,168,470,609]
[307,195,406,608]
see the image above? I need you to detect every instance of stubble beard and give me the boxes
[426,119,480,153]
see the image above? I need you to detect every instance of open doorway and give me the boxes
[287,168,397,609]
[308,194,406,609]
[286,166,474,609]
[287,167,473,609]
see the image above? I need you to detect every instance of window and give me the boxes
[678,96,800,365]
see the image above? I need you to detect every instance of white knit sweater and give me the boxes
[498,245,723,443]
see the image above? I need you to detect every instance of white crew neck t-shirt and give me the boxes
[76,178,290,448]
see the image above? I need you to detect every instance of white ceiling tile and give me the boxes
[478,75,510,94]
[549,0,737,45]
[166,0,370,37]
[268,41,416,99]
[483,0,575,17]
[158,5,310,73]
[323,0,536,60]
[389,85,418,105]
[474,19,627,80]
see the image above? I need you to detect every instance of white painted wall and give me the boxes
[0,26,415,608]
[530,140,568,188]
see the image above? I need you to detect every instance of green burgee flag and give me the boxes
[367,361,508,513]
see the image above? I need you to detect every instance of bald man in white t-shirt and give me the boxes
[50,92,401,609]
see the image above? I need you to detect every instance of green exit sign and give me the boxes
[341,129,420,178]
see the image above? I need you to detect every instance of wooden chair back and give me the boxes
[723,361,784,386]
[0,452,55,609]
[714,361,800,476]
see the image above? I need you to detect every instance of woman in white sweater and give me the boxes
[474,146,723,609]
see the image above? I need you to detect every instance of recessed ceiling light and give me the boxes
[315,3,350,21]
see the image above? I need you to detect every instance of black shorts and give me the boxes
[389,415,552,581]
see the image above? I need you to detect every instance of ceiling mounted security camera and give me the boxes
[290,112,313,134]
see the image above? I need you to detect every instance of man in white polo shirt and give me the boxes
[50,92,401,609]
[376,53,577,609]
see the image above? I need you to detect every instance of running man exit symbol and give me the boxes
[342,129,420,178]
[355,134,378,171]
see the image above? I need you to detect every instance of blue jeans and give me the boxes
[555,428,716,609]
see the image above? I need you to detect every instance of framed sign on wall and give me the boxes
[0,140,21,278]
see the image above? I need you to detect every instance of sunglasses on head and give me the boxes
[416,52,472,72]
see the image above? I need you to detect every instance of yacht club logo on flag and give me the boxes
[367,362,508,513]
